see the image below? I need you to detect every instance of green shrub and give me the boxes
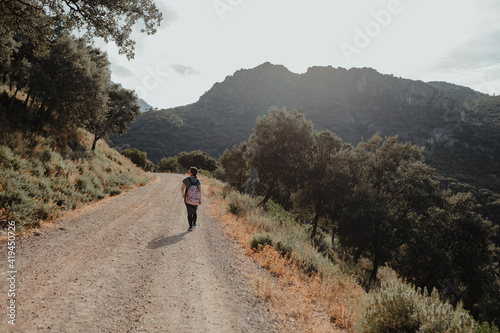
[0,129,149,229]
[40,149,52,162]
[249,233,274,250]
[121,148,149,170]
[228,202,241,215]
[156,156,179,172]
[358,279,475,333]
[477,322,500,333]
[273,240,294,258]
[199,169,213,177]
[177,150,218,172]
[104,186,122,196]
[226,191,252,217]
[264,200,295,224]
[312,228,336,262]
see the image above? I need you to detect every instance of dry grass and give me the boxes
[0,129,151,231]
[202,178,365,332]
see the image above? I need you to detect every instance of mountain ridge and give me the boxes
[112,62,498,157]
[110,63,500,217]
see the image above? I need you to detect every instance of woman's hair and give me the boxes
[189,167,198,177]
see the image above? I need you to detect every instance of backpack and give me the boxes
[185,178,201,205]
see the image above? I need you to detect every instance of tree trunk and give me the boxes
[34,100,47,132]
[258,180,277,206]
[369,252,380,284]
[24,89,31,107]
[310,210,321,240]
[353,248,363,264]
[331,224,337,247]
[91,135,99,151]
[8,88,19,110]
[28,98,34,113]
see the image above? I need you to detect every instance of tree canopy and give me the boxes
[1,31,141,149]
[238,107,499,325]
[86,83,141,151]
[0,0,163,59]
[177,150,218,172]
[218,142,251,193]
[246,108,315,206]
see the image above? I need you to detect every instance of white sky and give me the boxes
[95,0,500,109]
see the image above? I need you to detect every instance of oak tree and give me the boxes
[0,0,163,59]
[246,108,314,206]
[86,83,140,151]
[219,142,251,193]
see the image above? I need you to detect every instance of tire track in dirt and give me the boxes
[1,173,274,332]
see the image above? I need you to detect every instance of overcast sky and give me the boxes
[95,0,500,109]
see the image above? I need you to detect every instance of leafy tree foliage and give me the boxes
[337,134,441,282]
[177,150,218,172]
[0,0,163,59]
[121,148,149,170]
[392,191,500,322]
[1,32,141,152]
[246,108,315,206]
[241,107,500,323]
[156,156,179,173]
[28,34,110,132]
[291,130,349,240]
[86,83,140,151]
[218,142,251,192]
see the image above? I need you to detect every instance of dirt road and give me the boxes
[1,173,274,332]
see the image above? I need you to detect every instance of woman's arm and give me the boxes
[181,183,186,198]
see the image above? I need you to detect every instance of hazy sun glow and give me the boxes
[95,0,500,109]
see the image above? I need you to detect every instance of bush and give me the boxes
[477,322,500,333]
[226,191,252,217]
[0,129,149,229]
[358,279,475,333]
[228,202,241,216]
[249,233,274,250]
[177,150,218,172]
[156,156,179,172]
[121,148,149,170]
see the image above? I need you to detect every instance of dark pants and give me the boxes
[185,204,198,228]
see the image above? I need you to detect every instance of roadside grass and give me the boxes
[0,129,150,232]
[202,176,482,332]
[203,177,363,332]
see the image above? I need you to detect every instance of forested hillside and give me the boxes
[111,63,500,228]
[214,107,500,327]
[0,0,161,229]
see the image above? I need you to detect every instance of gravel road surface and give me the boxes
[1,173,274,332]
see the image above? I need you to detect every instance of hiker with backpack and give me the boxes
[181,167,202,231]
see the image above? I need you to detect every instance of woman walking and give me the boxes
[181,167,202,231]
